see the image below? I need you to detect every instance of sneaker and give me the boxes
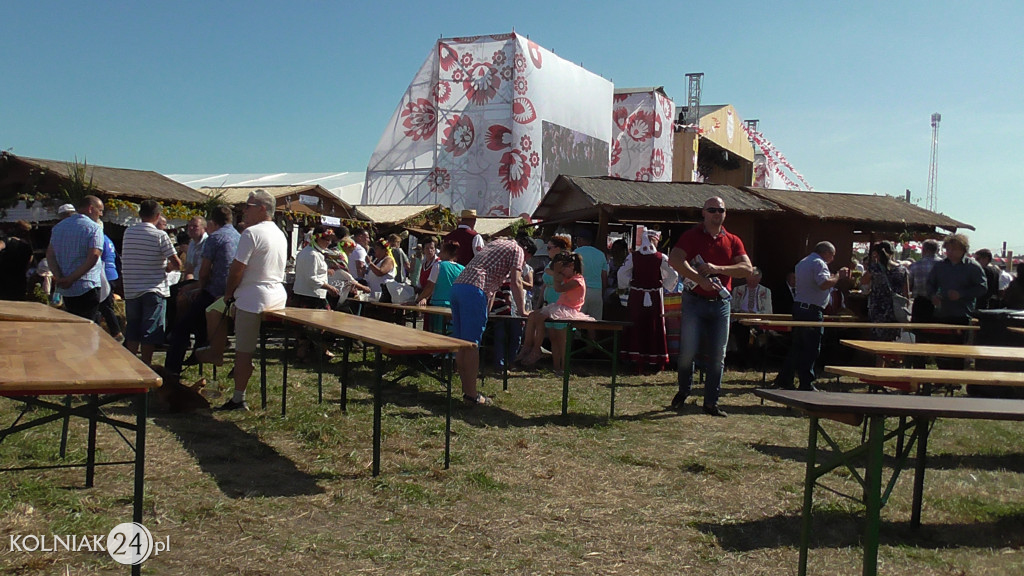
[113,334,126,344]
[702,404,728,418]
[797,383,819,392]
[214,399,249,412]
[462,393,492,407]
[670,391,688,410]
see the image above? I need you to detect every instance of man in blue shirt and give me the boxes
[46,196,105,320]
[774,241,849,391]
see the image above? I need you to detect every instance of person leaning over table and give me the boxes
[922,233,987,370]
[450,238,526,406]
[218,189,288,412]
[774,242,850,392]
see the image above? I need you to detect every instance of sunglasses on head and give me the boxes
[704,207,725,213]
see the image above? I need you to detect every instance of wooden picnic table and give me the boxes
[0,321,160,575]
[0,299,92,323]
[755,388,1024,576]
[740,319,980,331]
[840,339,1024,361]
[261,308,475,476]
[825,365,1024,392]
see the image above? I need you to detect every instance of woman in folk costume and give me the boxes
[618,229,679,372]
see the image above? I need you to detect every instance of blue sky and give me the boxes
[3,1,1021,254]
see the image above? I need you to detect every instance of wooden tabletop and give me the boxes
[366,301,454,317]
[264,308,476,353]
[825,365,1024,387]
[0,300,92,323]
[740,319,979,331]
[755,389,1024,421]
[841,339,1024,360]
[0,322,161,393]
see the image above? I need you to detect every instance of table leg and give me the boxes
[503,318,510,392]
[799,416,818,576]
[132,394,146,576]
[610,331,620,418]
[260,323,268,410]
[561,326,574,417]
[317,334,324,403]
[86,394,98,488]
[59,394,71,458]
[281,333,290,417]
[372,347,383,477]
[911,417,930,528]
[340,339,350,412]
[863,415,885,576]
[444,353,452,469]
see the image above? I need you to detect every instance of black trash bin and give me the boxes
[970,308,1024,398]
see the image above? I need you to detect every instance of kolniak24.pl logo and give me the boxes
[9,522,169,565]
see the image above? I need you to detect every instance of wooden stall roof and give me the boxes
[353,204,440,224]
[532,175,782,223]
[474,217,523,238]
[200,185,362,219]
[1,153,207,204]
[745,187,974,232]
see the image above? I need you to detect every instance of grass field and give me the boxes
[2,345,1024,575]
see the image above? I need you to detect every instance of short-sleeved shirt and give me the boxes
[49,214,104,297]
[454,238,524,297]
[121,222,177,299]
[794,252,833,309]
[427,260,465,304]
[201,225,241,298]
[348,244,367,277]
[234,220,288,314]
[186,234,208,274]
[674,224,747,298]
[102,234,119,281]
[293,244,329,299]
[574,245,609,289]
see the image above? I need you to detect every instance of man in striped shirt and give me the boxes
[121,200,181,366]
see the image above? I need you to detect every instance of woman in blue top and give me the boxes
[416,241,465,332]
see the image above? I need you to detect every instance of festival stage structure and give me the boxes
[610,87,676,183]
[364,33,613,217]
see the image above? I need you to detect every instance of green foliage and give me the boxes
[59,157,100,206]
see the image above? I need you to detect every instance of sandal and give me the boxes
[462,393,492,406]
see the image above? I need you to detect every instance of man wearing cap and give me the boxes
[444,209,485,266]
[668,197,752,417]
[218,189,288,411]
[46,196,106,320]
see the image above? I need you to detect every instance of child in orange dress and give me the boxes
[516,252,593,365]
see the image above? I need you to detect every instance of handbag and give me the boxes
[887,270,912,323]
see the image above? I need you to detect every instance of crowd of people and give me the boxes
[4,192,1024,415]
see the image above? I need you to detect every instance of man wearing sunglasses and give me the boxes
[668,197,752,417]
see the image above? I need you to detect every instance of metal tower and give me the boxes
[926,113,941,212]
[683,73,704,126]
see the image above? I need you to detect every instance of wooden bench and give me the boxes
[756,388,1024,576]
[262,308,475,476]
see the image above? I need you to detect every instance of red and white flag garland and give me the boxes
[743,126,813,191]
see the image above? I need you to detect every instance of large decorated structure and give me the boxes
[363,33,613,217]
[609,87,675,182]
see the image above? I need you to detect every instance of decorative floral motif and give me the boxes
[499,149,531,197]
[613,93,629,103]
[486,124,512,150]
[460,52,474,68]
[500,66,514,81]
[428,167,451,193]
[635,167,652,182]
[443,115,475,157]
[610,139,622,166]
[650,149,665,178]
[453,35,481,43]
[613,107,629,130]
[487,204,509,216]
[463,62,501,105]
[529,151,539,168]
[433,81,451,104]
[625,110,656,142]
[514,53,526,73]
[658,93,674,120]
[401,98,437,141]
[514,75,528,95]
[438,43,458,71]
[520,135,532,152]
[452,69,465,82]
[527,40,543,68]
[492,50,507,66]
[512,97,536,124]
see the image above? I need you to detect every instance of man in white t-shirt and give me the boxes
[348,227,369,280]
[219,189,288,411]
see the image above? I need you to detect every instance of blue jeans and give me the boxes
[677,291,731,407]
[493,316,524,368]
[776,304,824,389]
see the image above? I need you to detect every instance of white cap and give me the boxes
[57,203,76,216]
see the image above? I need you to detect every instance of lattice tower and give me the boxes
[927,113,941,212]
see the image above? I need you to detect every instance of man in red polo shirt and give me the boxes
[668,196,752,417]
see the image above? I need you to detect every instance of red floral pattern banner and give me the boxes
[609,90,675,182]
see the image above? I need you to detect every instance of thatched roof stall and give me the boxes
[200,185,363,226]
[742,187,975,309]
[532,175,782,253]
[474,217,525,240]
[0,152,208,224]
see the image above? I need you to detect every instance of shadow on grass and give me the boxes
[751,442,1024,474]
[153,412,324,499]
[694,510,1024,551]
